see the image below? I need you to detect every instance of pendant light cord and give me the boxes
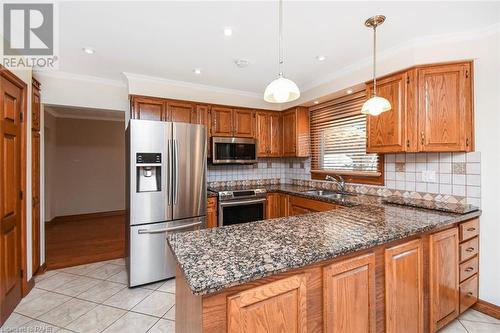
[278,0,283,77]
[373,25,377,96]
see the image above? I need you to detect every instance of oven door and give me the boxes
[212,137,257,164]
[218,198,266,226]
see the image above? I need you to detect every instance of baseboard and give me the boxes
[473,299,500,320]
[24,276,35,297]
[46,210,126,224]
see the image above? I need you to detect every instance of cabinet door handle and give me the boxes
[466,292,474,297]
[406,139,410,148]
[420,131,425,145]
[467,227,476,232]
[466,247,475,252]
[465,267,474,272]
[466,138,470,146]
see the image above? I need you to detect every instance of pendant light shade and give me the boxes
[362,15,391,116]
[264,0,300,103]
[264,74,300,103]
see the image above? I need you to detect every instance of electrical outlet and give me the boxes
[421,170,436,182]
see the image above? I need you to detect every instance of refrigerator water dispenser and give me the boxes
[136,153,161,192]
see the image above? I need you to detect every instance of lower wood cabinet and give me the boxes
[266,193,280,219]
[227,274,307,333]
[323,253,376,333]
[206,197,217,228]
[385,239,424,333]
[430,228,459,331]
[288,195,339,216]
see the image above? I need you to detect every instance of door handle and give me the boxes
[465,247,475,252]
[138,221,202,234]
[167,139,172,206]
[465,267,474,272]
[173,139,179,205]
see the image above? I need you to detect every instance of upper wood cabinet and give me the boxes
[323,253,376,333]
[212,107,255,138]
[131,96,166,121]
[282,107,310,157]
[385,239,424,333]
[167,100,193,123]
[366,61,473,153]
[256,111,282,157]
[191,104,211,157]
[430,227,459,332]
[227,274,307,333]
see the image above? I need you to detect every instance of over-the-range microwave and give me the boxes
[211,137,257,164]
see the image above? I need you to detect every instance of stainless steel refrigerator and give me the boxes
[126,119,207,287]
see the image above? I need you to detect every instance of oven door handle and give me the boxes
[219,198,267,207]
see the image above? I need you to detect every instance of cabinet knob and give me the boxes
[466,138,470,146]
[465,247,475,252]
[420,131,425,145]
[406,139,410,148]
[466,292,474,297]
[465,267,474,272]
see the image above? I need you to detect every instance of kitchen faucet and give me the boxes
[325,174,346,193]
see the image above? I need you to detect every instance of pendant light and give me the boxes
[264,0,300,103]
[361,15,391,116]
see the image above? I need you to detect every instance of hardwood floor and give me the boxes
[45,210,126,270]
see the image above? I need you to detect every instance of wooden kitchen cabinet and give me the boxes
[192,104,211,157]
[233,108,254,138]
[206,197,218,228]
[131,95,167,121]
[256,111,282,157]
[282,107,310,157]
[227,274,307,333]
[429,228,459,332]
[365,61,474,153]
[385,239,423,333]
[288,195,339,216]
[323,253,376,333]
[266,193,280,219]
[211,106,234,137]
[166,100,193,123]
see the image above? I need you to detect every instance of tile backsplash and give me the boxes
[208,152,481,207]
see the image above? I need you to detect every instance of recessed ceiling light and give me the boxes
[223,27,233,36]
[316,55,326,61]
[346,89,353,94]
[193,68,202,75]
[313,101,319,104]
[82,47,95,54]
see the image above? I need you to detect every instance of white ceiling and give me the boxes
[58,1,500,95]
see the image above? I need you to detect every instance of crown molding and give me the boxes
[44,105,125,122]
[123,72,262,98]
[34,70,127,88]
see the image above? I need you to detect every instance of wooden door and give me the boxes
[0,75,24,324]
[206,197,217,228]
[192,104,211,157]
[266,193,280,219]
[167,101,193,123]
[211,106,233,137]
[417,63,471,152]
[31,132,40,274]
[255,112,269,157]
[227,274,307,333]
[269,112,282,156]
[323,253,376,333]
[279,194,289,218]
[31,79,41,131]
[385,239,423,333]
[366,73,407,153]
[233,108,254,138]
[282,110,296,156]
[131,96,166,121]
[430,228,459,332]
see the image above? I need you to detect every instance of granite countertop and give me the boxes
[171,185,481,296]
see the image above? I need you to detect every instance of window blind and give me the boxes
[309,91,380,174]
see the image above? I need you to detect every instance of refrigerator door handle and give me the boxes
[167,138,172,206]
[173,139,179,205]
[137,221,202,234]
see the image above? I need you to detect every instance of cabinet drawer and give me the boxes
[459,219,479,242]
[459,237,479,262]
[459,256,478,282]
[459,274,478,313]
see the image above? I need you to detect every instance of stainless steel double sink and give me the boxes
[302,189,353,199]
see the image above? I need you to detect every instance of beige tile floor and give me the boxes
[1,258,499,332]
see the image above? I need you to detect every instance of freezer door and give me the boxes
[129,120,172,225]
[172,123,207,220]
[128,217,205,287]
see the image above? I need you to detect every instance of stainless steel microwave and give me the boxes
[212,137,257,164]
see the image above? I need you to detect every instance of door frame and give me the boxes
[0,66,30,297]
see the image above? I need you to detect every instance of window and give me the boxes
[309,90,384,185]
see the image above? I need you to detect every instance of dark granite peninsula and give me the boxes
[168,188,481,333]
